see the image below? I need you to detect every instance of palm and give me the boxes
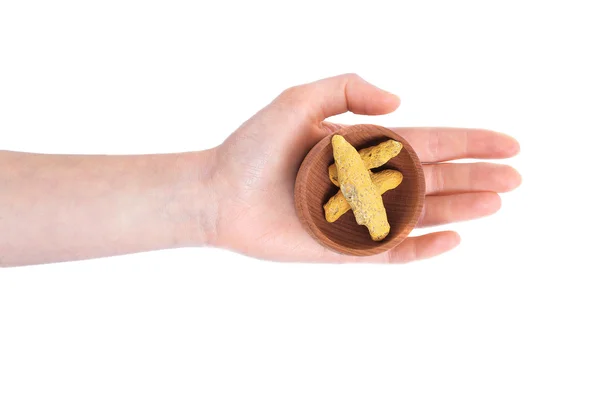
[213,75,520,263]
[215,115,335,261]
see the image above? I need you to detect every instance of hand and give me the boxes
[209,74,521,263]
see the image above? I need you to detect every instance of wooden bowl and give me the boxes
[294,124,425,256]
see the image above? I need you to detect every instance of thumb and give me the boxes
[275,73,400,120]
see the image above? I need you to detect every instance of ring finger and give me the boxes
[424,162,521,195]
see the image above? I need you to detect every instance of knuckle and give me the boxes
[274,85,314,116]
[427,164,444,193]
[340,72,361,81]
[427,129,441,160]
[278,85,308,104]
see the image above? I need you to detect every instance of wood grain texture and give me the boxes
[294,124,425,256]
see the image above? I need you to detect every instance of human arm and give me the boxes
[0,74,521,266]
[0,150,216,266]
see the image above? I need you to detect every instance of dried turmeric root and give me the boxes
[332,135,390,241]
[328,139,402,186]
[324,170,403,223]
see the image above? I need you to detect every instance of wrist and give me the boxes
[171,149,220,248]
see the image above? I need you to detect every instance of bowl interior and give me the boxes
[295,125,425,256]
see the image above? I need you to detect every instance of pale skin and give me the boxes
[0,74,521,266]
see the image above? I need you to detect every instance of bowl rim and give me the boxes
[294,124,426,256]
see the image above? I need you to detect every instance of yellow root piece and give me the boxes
[328,139,402,186]
[324,170,403,223]
[331,135,390,241]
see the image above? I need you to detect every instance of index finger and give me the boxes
[390,127,520,162]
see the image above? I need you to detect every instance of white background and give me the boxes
[1,0,599,399]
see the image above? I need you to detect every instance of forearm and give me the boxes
[0,150,217,266]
